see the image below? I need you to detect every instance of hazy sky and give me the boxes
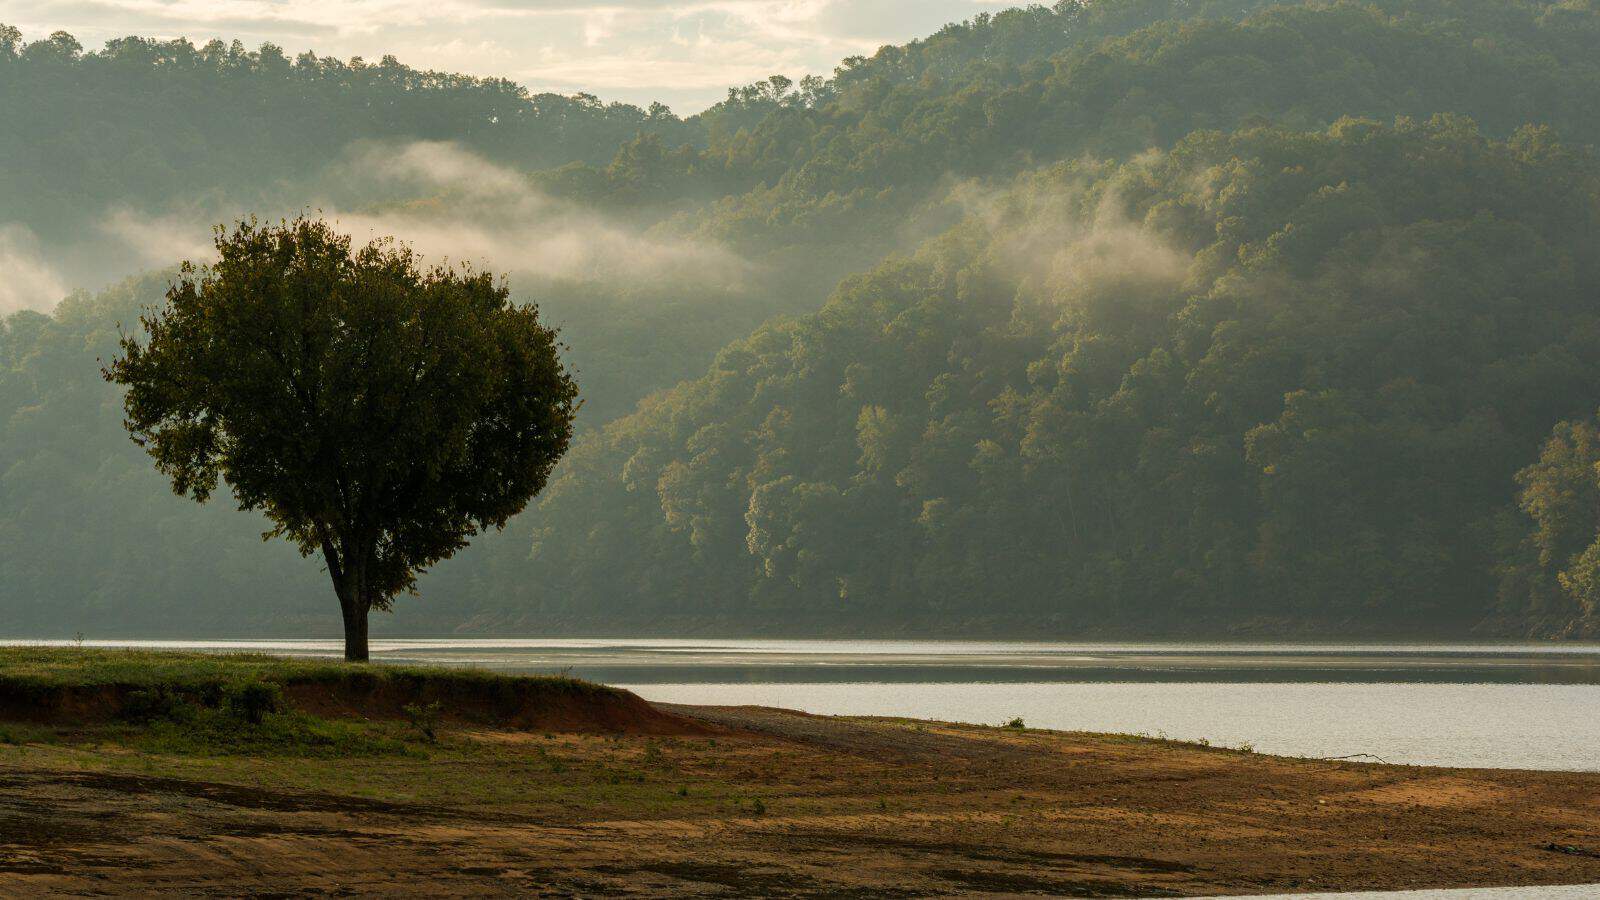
[4,1,1018,112]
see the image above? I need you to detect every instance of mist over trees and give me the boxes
[5,0,1600,637]
[523,118,1600,638]
[0,27,696,245]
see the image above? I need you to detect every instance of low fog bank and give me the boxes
[0,140,750,316]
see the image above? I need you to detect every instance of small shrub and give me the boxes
[1005,717,1025,729]
[403,701,443,742]
[224,681,282,725]
[120,686,194,724]
[750,798,766,815]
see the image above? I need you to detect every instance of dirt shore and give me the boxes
[2,702,1599,896]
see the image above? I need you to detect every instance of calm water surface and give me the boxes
[13,638,1600,771]
[1248,883,1600,890]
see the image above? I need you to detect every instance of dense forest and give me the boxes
[0,26,696,242]
[4,0,1600,637]
[523,118,1600,637]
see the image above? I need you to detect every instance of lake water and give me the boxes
[1248,883,1600,890]
[13,638,1600,772]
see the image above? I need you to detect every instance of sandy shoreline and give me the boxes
[2,700,1599,896]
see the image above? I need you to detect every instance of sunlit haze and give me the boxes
[5,0,1017,112]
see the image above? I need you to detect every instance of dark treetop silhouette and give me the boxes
[103,217,578,660]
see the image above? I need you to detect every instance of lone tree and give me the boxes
[104,217,578,660]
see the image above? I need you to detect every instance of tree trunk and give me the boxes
[323,536,373,663]
[341,595,370,662]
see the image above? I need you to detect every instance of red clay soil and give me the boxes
[0,678,708,735]
[0,684,130,724]
[279,679,707,734]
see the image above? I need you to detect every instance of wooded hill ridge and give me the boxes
[4,0,1600,637]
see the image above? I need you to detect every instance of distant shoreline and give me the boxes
[5,624,1596,642]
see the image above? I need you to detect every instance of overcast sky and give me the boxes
[4,1,1018,112]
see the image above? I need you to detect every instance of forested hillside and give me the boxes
[0,27,697,244]
[595,0,1600,256]
[521,118,1600,637]
[5,0,1600,636]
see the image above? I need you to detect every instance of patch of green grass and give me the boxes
[0,647,604,694]
[84,680,418,759]
[0,722,55,745]
[0,719,757,822]
[129,708,416,758]
[597,765,648,785]
[0,648,624,744]
[0,648,632,762]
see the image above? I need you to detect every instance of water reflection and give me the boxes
[13,638,1598,684]
[1246,888,1598,899]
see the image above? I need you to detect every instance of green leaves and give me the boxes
[1509,413,1600,633]
[104,216,577,637]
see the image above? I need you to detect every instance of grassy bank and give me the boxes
[0,646,596,690]
[0,647,694,738]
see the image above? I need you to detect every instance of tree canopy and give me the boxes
[102,219,577,657]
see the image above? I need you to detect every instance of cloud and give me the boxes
[323,140,750,288]
[0,226,68,316]
[6,0,1014,111]
[950,166,1193,303]
[1,140,750,315]
[99,207,218,270]
[1039,192,1192,297]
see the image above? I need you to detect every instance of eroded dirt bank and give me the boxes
[2,704,1599,896]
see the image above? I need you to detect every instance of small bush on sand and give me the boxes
[403,701,443,742]
[1005,717,1025,729]
[224,681,282,725]
[120,686,196,724]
